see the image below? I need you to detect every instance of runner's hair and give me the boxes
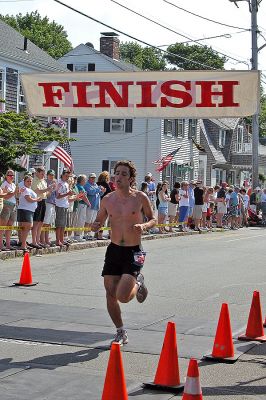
[114,160,137,186]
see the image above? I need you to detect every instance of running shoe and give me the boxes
[136,273,148,303]
[111,329,128,346]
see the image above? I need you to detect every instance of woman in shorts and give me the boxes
[158,182,170,233]
[0,170,17,251]
[17,175,40,251]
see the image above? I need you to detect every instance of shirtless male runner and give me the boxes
[92,160,156,345]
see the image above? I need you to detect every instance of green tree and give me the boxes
[244,87,266,137]
[165,43,226,70]
[259,92,266,137]
[0,11,72,59]
[120,41,166,70]
[0,112,71,174]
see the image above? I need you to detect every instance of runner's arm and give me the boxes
[134,192,156,234]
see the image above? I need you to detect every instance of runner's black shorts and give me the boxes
[102,242,142,277]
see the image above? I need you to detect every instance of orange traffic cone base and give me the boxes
[238,333,266,342]
[143,381,184,394]
[203,353,238,364]
[13,281,38,287]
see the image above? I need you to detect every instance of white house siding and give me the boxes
[70,117,162,185]
[160,118,200,184]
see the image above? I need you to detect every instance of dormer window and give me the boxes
[219,129,226,148]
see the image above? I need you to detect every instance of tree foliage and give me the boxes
[165,43,226,70]
[120,42,166,71]
[0,11,72,59]
[245,87,266,137]
[0,112,70,174]
[259,92,266,137]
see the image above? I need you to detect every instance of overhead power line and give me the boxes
[53,0,216,69]
[110,0,250,66]
[163,0,250,31]
[110,0,232,44]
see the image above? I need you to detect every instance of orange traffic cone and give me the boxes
[143,322,184,393]
[238,291,266,342]
[182,359,203,400]
[101,342,128,400]
[204,303,237,363]
[14,252,38,286]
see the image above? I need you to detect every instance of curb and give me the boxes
[0,229,223,261]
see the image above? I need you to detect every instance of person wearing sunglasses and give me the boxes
[0,170,17,251]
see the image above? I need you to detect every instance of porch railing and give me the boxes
[232,143,252,154]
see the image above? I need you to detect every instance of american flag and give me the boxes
[52,141,74,171]
[153,147,181,172]
[20,154,28,169]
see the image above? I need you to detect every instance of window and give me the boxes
[73,63,96,72]
[164,119,175,136]
[175,119,185,138]
[104,119,133,133]
[18,83,26,113]
[218,129,226,148]
[237,125,244,152]
[88,63,96,71]
[215,168,223,185]
[70,118,77,133]
[74,63,87,72]
[164,119,185,137]
[188,119,197,139]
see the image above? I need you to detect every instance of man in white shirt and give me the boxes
[55,169,73,247]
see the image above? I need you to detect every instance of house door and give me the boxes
[49,157,59,179]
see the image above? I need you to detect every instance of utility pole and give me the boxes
[230,0,260,188]
[251,0,259,189]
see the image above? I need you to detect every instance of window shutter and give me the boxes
[125,119,133,133]
[70,118,77,133]
[67,64,73,71]
[164,120,167,135]
[104,119,111,132]
[88,63,95,71]
[174,119,178,137]
[102,160,109,171]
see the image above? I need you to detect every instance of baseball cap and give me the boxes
[62,168,71,175]
[28,167,36,174]
[146,172,152,177]
[47,169,55,175]
[255,186,261,191]
[89,173,97,178]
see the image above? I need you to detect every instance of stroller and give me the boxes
[247,207,262,226]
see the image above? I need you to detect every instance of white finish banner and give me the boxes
[21,70,260,118]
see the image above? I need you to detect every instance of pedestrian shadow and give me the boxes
[202,384,266,396]
[0,324,113,347]
[0,347,107,373]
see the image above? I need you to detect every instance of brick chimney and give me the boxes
[100,32,120,60]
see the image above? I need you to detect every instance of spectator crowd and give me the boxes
[0,166,265,252]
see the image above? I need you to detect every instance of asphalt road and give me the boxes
[0,227,266,399]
